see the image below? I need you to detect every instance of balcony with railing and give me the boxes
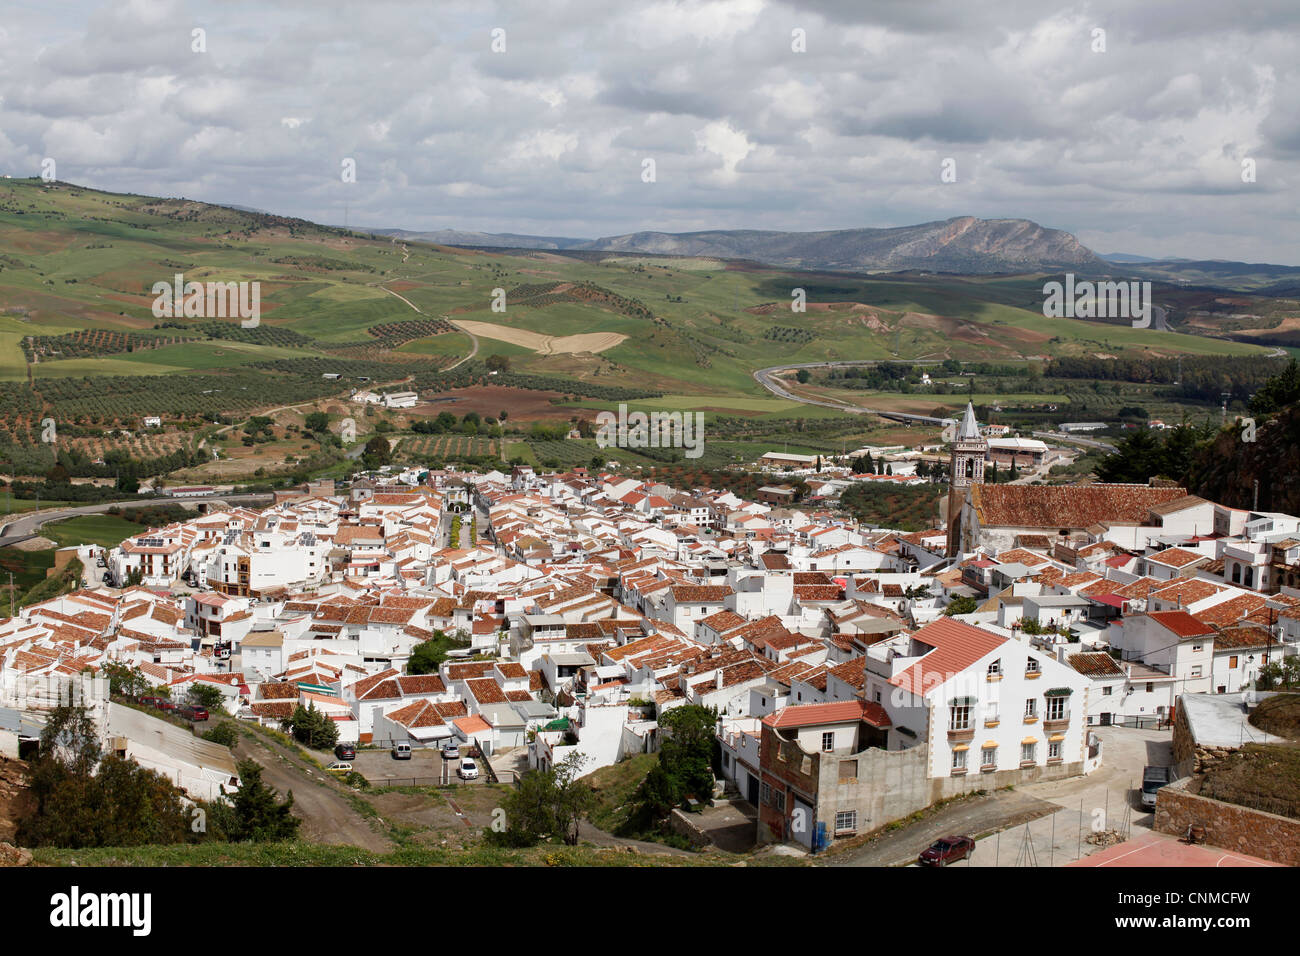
[947,718,975,743]
[1042,712,1071,733]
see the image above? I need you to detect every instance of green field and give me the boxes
[43,514,142,548]
[0,177,1289,496]
[0,179,1275,401]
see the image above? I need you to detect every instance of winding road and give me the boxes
[0,493,275,548]
[753,359,957,427]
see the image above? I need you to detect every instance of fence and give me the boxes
[1110,715,1167,730]
[365,776,450,788]
[941,789,1138,867]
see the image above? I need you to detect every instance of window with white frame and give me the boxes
[760,781,772,805]
[835,810,857,833]
[774,789,786,812]
[821,731,835,752]
[1026,658,1040,674]
[1048,740,1062,760]
[1021,741,1037,763]
[1046,695,1066,721]
[1024,698,1037,719]
[952,748,968,770]
[949,704,972,731]
[981,746,997,767]
[987,659,1001,676]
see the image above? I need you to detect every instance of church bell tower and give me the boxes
[946,402,987,556]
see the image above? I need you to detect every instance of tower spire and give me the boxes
[947,402,988,557]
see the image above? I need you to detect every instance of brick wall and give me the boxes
[1154,779,1300,866]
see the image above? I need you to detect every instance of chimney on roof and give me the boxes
[715,669,724,691]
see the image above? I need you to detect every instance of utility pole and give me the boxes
[1253,479,1259,512]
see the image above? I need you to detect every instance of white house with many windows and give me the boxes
[863,618,1093,779]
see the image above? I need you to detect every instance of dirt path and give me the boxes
[377,283,478,370]
[233,731,390,853]
[576,820,696,858]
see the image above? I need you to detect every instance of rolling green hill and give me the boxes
[0,177,1284,429]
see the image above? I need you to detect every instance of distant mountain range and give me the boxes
[370,216,1108,276]
[369,227,588,250]
[366,220,1300,291]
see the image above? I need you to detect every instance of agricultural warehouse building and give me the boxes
[383,391,419,409]
[760,452,817,469]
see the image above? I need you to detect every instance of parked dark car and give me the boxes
[334,743,357,760]
[179,705,209,721]
[918,835,976,866]
[155,700,178,713]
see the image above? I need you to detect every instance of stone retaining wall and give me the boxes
[1154,779,1300,866]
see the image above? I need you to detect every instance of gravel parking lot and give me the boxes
[324,745,486,786]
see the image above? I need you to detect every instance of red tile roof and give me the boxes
[762,699,892,730]
[889,618,1006,696]
[1147,610,1215,639]
[972,483,1187,529]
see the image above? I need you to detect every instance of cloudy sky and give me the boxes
[2,0,1297,262]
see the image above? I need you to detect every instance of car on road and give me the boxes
[442,742,460,761]
[457,758,479,780]
[1141,765,1173,810]
[178,705,209,721]
[154,699,178,713]
[137,696,166,708]
[391,742,412,760]
[334,743,356,760]
[918,835,976,866]
[326,761,352,773]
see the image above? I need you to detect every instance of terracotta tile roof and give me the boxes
[794,585,842,601]
[444,661,495,681]
[972,484,1188,529]
[1068,652,1125,678]
[670,585,731,603]
[1192,593,1266,626]
[889,618,1006,696]
[1151,579,1225,605]
[827,656,866,689]
[699,609,747,633]
[384,699,445,729]
[466,678,508,704]
[1146,547,1208,569]
[763,699,892,730]
[1147,610,1215,639]
[1211,625,1273,650]
[996,548,1051,567]
[396,675,447,695]
[455,714,492,735]
[251,701,295,718]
